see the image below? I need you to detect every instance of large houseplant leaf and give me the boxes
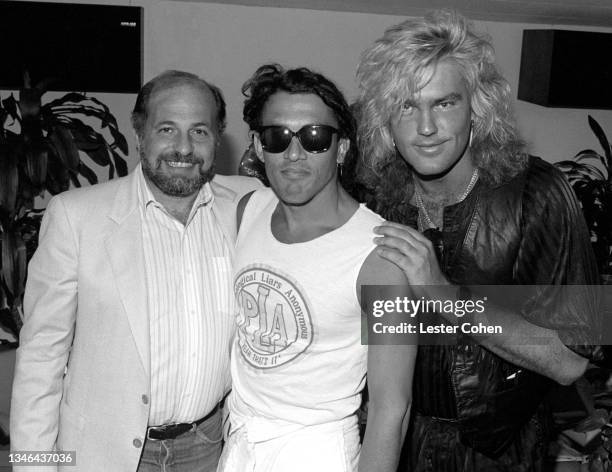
[0,81,130,343]
[0,230,26,299]
[575,149,607,169]
[557,116,612,277]
[16,87,42,123]
[111,147,128,176]
[62,119,113,167]
[78,162,98,186]
[0,308,20,342]
[44,149,72,196]
[0,151,18,214]
[24,137,48,186]
[48,125,81,171]
[1,95,19,123]
[589,115,612,170]
[557,161,602,183]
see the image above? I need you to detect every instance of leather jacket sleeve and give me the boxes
[513,157,601,360]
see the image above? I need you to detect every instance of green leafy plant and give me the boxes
[557,115,612,277]
[0,75,129,343]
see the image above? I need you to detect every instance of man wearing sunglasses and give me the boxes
[354,10,601,472]
[217,64,416,472]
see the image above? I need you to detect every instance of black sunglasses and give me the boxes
[257,124,339,154]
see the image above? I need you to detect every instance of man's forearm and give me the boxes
[430,284,589,385]
[358,405,408,472]
[11,196,77,451]
[10,334,68,451]
[473,306,588,385]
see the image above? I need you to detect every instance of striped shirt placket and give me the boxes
[137,168,233,425]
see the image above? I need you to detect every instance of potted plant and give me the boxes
[553,115,612,470]
[556,115,612,280]
[0,75,129,344]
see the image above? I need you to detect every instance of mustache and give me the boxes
[159,150,204,164]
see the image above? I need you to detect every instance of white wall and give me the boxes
[144,1,612,172]
[144,1,393,173]
[479,20,612,163]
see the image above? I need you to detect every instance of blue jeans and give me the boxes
[138,409,223,472]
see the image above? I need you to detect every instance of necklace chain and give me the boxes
[414,168,479,230]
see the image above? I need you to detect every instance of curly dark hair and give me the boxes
[131,70,227,138]
[242,64,363,197]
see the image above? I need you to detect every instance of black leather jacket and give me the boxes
[374,156,600,458]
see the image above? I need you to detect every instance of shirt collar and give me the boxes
[136,164,215,212]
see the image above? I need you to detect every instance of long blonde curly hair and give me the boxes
[355,10,526,200]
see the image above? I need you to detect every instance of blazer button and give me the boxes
[133,438,142,448]
[142,394,149,405]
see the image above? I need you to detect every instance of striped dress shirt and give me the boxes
[137,168,234,425]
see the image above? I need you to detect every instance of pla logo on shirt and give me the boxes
[234,265,314,369]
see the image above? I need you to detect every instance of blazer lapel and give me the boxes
[105,171,150,377]
[101,174,241,378]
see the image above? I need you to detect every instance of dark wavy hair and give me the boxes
[355,10,527,202]
[131,70,227,138]
[242,64,363,196]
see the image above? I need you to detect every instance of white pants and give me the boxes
[217,415,360,472]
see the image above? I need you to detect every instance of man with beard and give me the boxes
[10,70,260,472]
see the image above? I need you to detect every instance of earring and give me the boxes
[392,139,401,157]
[337,163,344,179]
[469,120,474,147]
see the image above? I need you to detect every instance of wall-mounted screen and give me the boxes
[518,29,612,109]
[0,1,142,93]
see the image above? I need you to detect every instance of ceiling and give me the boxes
[170,0,612,28]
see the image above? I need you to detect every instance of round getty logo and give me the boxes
[234,265,314,369]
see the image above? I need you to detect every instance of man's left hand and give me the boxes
[373,222,448,287]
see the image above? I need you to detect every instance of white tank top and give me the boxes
[229,187,383,427]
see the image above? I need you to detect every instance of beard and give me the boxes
[141,149,216,197]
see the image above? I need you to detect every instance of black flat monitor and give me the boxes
[0,1,142,93]
[518,29,612,109]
